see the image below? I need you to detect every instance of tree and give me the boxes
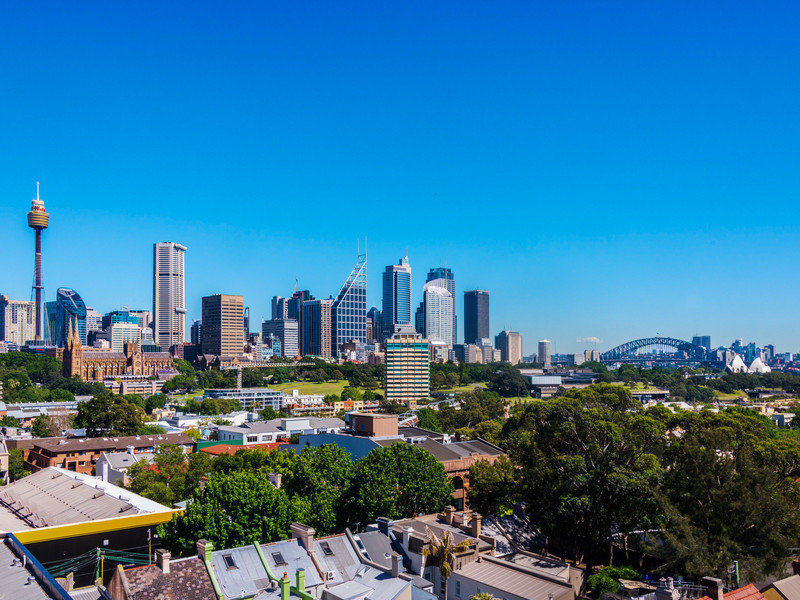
[30,415,51,437]
[8,448,30,481]
[487,364,529,397]
[348,443,454,526]
[0,416,20,427]
[422,529,470,597]
[128,444,214,506]
[331,370,343,382]
[467,456,521,516]
[145,393,168,414]
[340,387,363,402]
[586,566,639,596]
[416,407,443,433]
[282,444,354,534]
[159,470,305,556]
[75,392,146,436]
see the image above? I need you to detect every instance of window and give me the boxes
[320,541,334,556]
[456,581,461,597]
[272,552,287,566]
[222,554,237,570]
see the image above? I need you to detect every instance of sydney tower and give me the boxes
[27,182,49,340]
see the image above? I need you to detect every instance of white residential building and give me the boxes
[423,283,454,347]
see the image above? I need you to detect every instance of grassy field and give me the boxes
[271,381,386,397]
[713,389,749,401]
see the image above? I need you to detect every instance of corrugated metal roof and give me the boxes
[313,535,360,585]
[771,575,800,600]
[0,540,53,600]
[452,557,573,600]
[210,544,270,600]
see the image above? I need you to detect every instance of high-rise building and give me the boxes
[495,330,523,365]
[584,349,600,363]
[190,319,202,346]
[85,308,102,334]
[367,307,381,343]
[45,287,88,347]
[414,301,425,336]
[692,335,712,351]
[332,252,367,357]
[477,338,495,363]
[244,307,250,342]
[102,310,138,330]
[385,333,430,408]
[271,296,289,320]
[201,294,244,356]
[381,257,412,340]
[423,283,454,346]
[426,268,456,344]
[27,183,49,341]
[287,290,313,354]
[0,295,36,346]
[153,242,187,349]
[262,319,298,358]
[302,299,333,358]
[104,322,142,353]
[463,290,489,345]
[538,339,552,368]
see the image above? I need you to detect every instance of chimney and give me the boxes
[296,568,305,593]
[443,505,456,525]
[126,445,135,457]
[402,526,414,546]
[290,523,315,551]
[197,539,213,561]
[280,574,290,600]
[471,513,482,538]
[155,548,170,574]
[391,554,400,578]
[376,517,393,536]
[701,577,724,600]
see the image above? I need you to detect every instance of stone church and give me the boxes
[62,320,173,381]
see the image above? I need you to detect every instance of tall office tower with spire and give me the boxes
[463,289,489,345]
[332,252,367,357]
[381,256,412,340]
[153,242,187,349]
[27,182,49,340]
[426,267,456,344]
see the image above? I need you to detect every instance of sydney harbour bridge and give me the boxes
[599,336,710,363]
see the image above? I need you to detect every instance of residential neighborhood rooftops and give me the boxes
[698,584,767,600]
[102,451,155,470]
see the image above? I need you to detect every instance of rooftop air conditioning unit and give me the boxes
[327,570,336,581]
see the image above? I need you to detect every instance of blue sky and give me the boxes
[2,2,800,354]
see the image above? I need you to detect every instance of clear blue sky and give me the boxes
[2,2,799,355]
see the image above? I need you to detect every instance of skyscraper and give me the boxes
[271,296,289,320]
[426,268,456,344]
[382,257,412,340]
[367,307,381,343]
[153,242,187,349]
[423,283,454,346]
[262,318,298,358]
[201,294,244,356]
[331,252,367,357]
[45,287,88,347]
[190,319,202,345]
[495,330,523,365]
[538,339,552,368]
[463,290,489,345]
[302,299,333,358]
[85,308,102,334]
[0,295,35,346]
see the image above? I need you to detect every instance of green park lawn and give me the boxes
[271,381,385,397]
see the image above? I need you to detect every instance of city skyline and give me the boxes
[3,4,800,353]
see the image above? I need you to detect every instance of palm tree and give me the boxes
[422,528,471,598]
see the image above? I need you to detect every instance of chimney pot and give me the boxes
[155,548,170,574]
[443,505,456,525]
[391,554,400,578]
[701,577,724,600]
[197,539,212,561]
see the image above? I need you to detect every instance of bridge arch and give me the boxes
[600,337,707,361]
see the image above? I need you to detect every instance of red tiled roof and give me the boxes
[698,584,766,600]
[199,441,287,456]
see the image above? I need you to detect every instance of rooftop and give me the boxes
[102,451,155,470]
[33,432,193,453]
[0,467,174,531]
[454,556,574,600]
[124,556,217,600]
[0,539,54,600]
